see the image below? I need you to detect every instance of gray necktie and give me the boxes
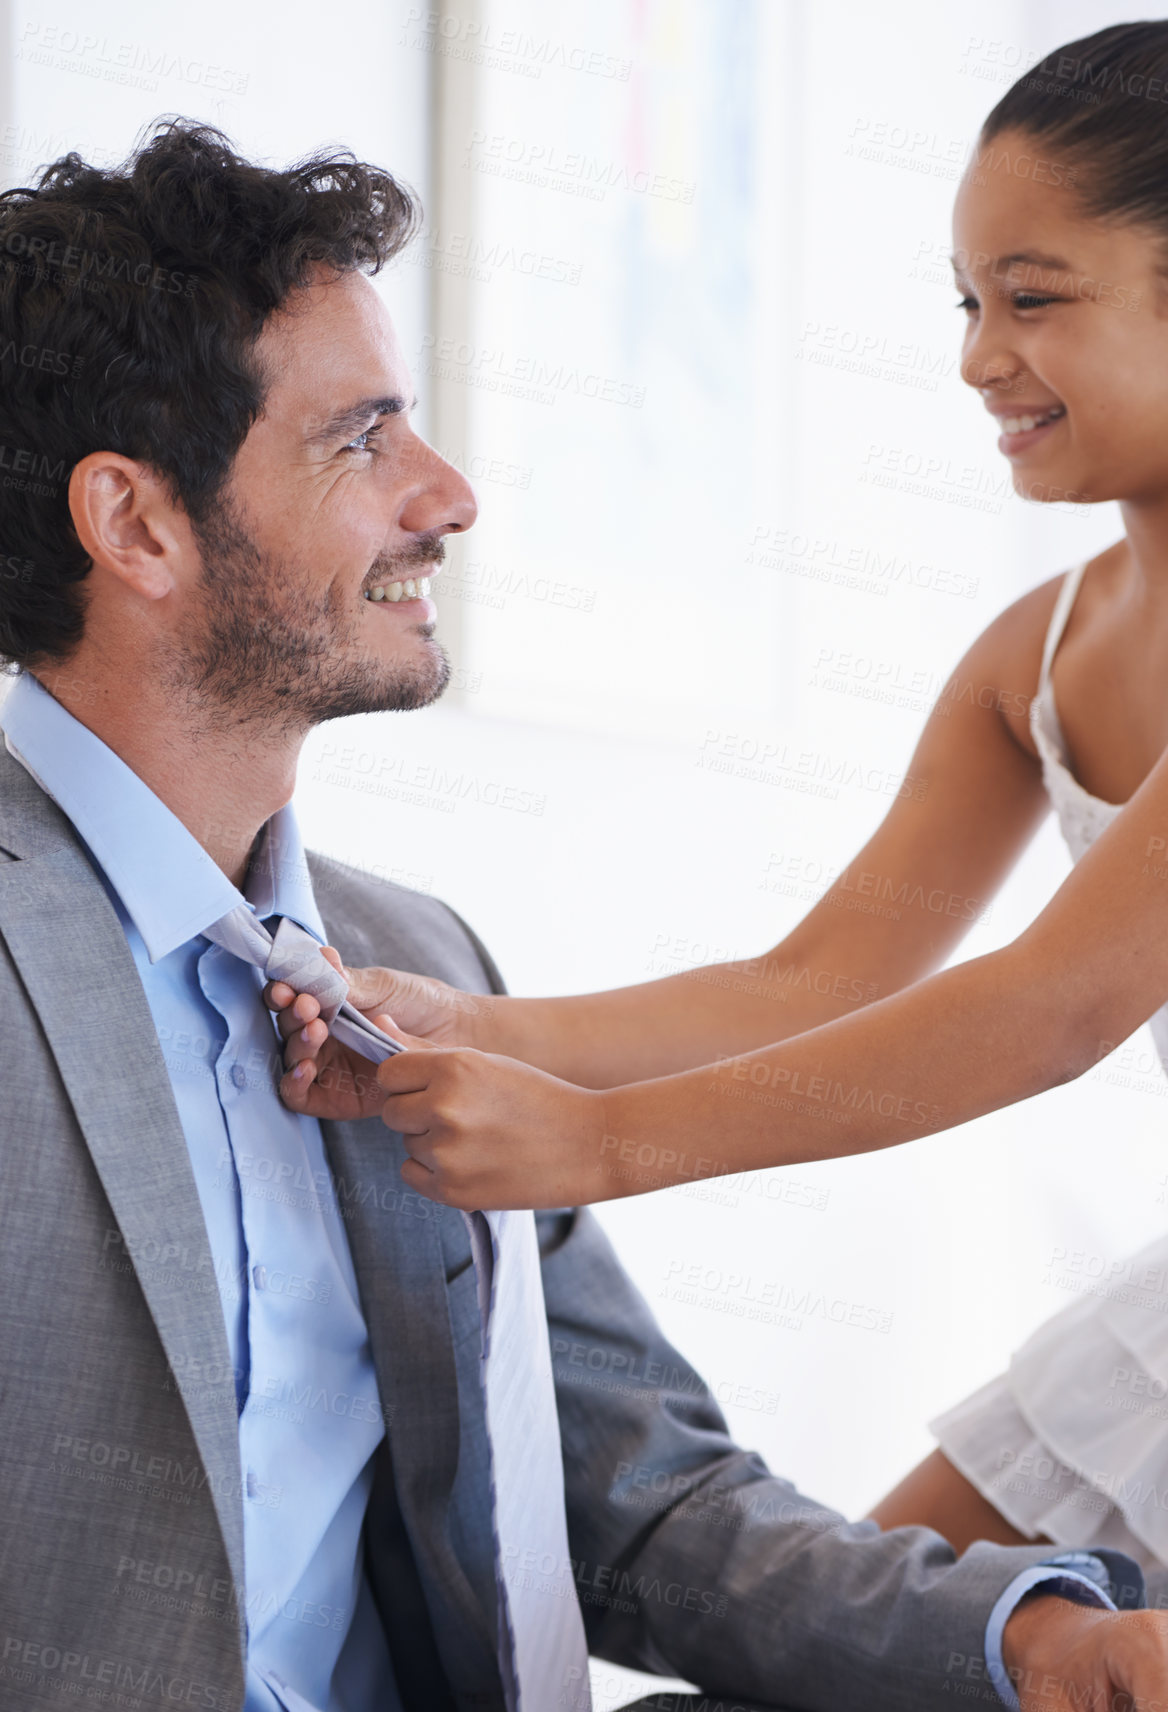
[204,904,592,1711]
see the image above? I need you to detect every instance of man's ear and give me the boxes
[67,451,190,601]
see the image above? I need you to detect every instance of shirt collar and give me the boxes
[0,671,326,962]
[245,804,327,944]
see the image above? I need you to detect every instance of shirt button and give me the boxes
[252,1264,268,1290]
[231,1064,247,1090]
[245,1469,258,1500]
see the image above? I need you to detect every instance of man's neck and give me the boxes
[32,666,303,888]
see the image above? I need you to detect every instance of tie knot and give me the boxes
[203,907,348,1022]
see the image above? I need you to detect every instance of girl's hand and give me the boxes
[377,1046,612,1211]
[266,953,491,1057]
[264,947,417,1123]
[337,961,495,1048]
[332,958,489,1047]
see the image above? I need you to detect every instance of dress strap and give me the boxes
[1037,559,1090,693]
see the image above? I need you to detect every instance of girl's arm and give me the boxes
[313,580,1060,1088]
[372,716,1168,1209]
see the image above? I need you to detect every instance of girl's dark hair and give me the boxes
[0,115,419,669]
[981,21,1168,243]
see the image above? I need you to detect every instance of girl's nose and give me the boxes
[961,346,1023,392]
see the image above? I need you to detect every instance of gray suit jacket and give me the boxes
[0,744,1142,1712]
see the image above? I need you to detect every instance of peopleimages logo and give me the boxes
[402,8,632,81]
[420,333,645,408]
[16,21,249,93]
[0,230,197,295]
[465,130,695,204]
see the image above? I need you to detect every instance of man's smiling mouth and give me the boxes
[363,576,432,603]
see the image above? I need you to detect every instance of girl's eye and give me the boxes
[344,422,384,453]
[954,292,1060,313]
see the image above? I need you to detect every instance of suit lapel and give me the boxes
[0,793,245,1596]
[321,1115,500,1680]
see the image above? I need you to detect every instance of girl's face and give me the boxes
[951,125,1168,505]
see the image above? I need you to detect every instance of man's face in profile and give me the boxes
[167,266,477,735]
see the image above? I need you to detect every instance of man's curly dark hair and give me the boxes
[0,115,420,670]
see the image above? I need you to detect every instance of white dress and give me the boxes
[931,556,1168,1573]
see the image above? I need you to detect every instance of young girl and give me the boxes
[270,21,1168,1572]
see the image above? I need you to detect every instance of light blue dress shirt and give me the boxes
[1,671,400,1712]
[984,1552,1115,1709]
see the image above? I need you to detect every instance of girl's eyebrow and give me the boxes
[996,248,1073,272]
[949,248,1073,274]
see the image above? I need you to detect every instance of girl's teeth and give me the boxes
[1001,408,1063,434]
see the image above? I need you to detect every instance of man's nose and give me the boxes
[397,437,478,537]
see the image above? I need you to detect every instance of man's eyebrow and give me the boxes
[304,394,417,446]
[949,248,1073,276]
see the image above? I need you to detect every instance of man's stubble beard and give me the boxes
[165,496,451,737]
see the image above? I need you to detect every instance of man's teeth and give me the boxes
[1001,406,1065,434]
[364,576,431,603]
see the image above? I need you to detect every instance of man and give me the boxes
[0,116,1165,1712]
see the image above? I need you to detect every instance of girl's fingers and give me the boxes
[282,1016,329,1067]
[400,1155,439,1197]
[375,1046,440,1095]
[374,1015,436,1054]
[270,993,324,1041]
[379,1089,435,1138]
[279,1057,318,1110]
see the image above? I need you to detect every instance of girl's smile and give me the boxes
[951,126,1168,508]
[987,400,1067,458]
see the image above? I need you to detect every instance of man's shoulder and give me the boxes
[0,736,74,860]
[305,850,506,997]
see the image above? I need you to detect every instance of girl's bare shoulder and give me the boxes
[968,546,1124,761]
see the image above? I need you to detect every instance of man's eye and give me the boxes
[344,423,384,453]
